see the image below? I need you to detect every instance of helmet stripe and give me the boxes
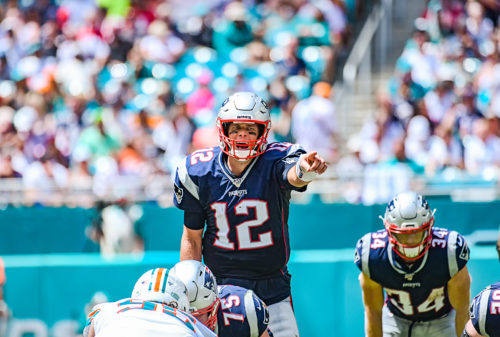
[161,270,169,293]
[148,269,156,291]
[154,268,164,292]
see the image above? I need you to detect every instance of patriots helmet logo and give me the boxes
[204,266,215,291]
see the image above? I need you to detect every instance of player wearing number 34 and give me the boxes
[173,91,327,337]
[354,191,471,337]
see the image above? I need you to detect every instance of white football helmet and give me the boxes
[169,260,220,331]
[383,191,435,261]
[216,91,271,161]
[131,268,189,312]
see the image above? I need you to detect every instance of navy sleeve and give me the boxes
[173,158,204,213]
[452,231,470,273]
[184,210,205,230]
[247,290,270,337]
[274,143,307,191]
[354,237,364,272]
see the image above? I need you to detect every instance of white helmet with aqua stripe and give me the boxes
[131,268,190,312]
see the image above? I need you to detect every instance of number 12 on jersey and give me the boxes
[211,200,273,250]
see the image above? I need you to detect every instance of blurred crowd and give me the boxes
[339,0,500,204]
[0,0,357,206]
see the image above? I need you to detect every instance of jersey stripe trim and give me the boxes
[244,290,259,337]
[178,157,200,200]
[361,233,372,278]
[447,231,459,278]
[478,288,491,337]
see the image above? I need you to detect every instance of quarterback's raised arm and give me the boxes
[359,272,384,337]
[287,151,328,187]
[448,265,471,337]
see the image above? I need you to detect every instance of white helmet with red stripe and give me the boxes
[131,268,189,311]
[169,260,220,331]
[216,92,271,161]
[383,191,435,261]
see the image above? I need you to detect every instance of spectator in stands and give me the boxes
[213,2,254,53]
[424,79,456,127]
[463,117,500,175]
[455,86,485,138]
[186,70,215,119]
[404,114,432,167]
[291,81,338,163]
[426,124,464,175]
[0,0,354,205]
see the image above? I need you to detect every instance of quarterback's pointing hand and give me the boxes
[300,151,328,174]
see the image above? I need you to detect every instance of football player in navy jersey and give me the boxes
[354,191,471,337]
[170,260,272,337]
[173,91,327,337]
[462,281,500,337]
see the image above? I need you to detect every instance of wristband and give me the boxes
[295,157,318,182]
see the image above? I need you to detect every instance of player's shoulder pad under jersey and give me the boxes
[432,227,470,277]
[354,231,385,278]
[181,147,220,176]
[469,281,500,337]
[176,147,220,201]
[218,285,269,334]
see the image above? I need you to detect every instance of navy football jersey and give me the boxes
[470,281,500,337]
[354,227,470,321]
[217,285,269,337]
[174,143,306,279]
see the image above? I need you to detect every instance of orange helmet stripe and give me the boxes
[154,268,165,292]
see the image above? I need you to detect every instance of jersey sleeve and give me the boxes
[446,231,469,278]
[354,233,372,277]
[469,286,490,336]
[173,156,204,214]
[244,289,270,337]
[85,302,110,334]
[272,143,307,191]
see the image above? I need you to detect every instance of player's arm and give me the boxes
[180,209,205,261]
[448,265,471,337]
[359,272,384,337]
[287,151,328,187]
[462,320,483,337]
[260,328,271,337]
[180,226,203,261]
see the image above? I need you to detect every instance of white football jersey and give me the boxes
[89,298,216,337]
